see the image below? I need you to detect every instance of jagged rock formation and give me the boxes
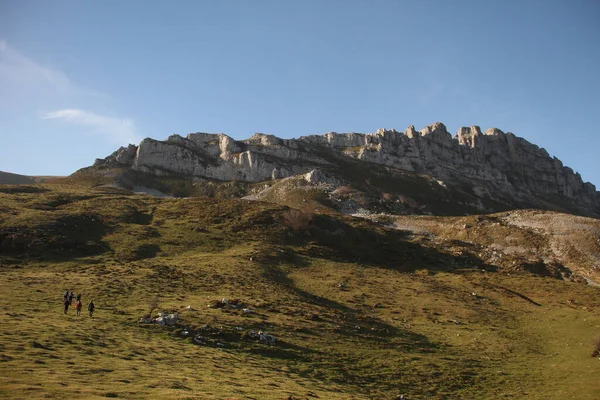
[91,123,600,216]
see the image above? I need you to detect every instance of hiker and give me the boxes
[63,298,70,314]
[68,290,74,305]
[88,300,95,317]
[75,298,83,316]
[76,293,81,302]
[63,290,69,303]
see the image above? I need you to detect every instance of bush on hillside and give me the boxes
[146,296,160,318]
[397,193,420,208]
[332,185,355,198]
[282,209,314,231]
[382,192,395,202]
[356,194,370,208]
[592,337,600,358]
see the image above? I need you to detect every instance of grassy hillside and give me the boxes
[393,211,600,282]
[0,183,599,399]
[0,171,60,185]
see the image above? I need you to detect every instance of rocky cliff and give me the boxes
[91,123,600,216]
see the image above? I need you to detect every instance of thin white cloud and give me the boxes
[0,40,109,99]
[42,109,142,145]
[0,40,81,95]
[1,40,138,146]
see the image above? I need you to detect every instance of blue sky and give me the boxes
[1,0,599,187]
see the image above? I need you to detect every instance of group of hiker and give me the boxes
[63,290,95,317]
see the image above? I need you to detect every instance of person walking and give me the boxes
[75,297,83,316]
[63,298,70,314]
[88,300,95,318]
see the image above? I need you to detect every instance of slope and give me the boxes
[0,171,59,185]
[0,183,598,399]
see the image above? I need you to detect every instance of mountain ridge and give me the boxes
[0,171,59,185]
[87,122,599,217]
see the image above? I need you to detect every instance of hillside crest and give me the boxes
[90,123,599,216]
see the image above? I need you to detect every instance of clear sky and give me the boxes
[1,0,599,187]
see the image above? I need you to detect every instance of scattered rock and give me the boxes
[138,312,178,326]
[244,330,277,345]
[193,335,206,345]
[208,298,245,309]
[200,323,212,331]
[308,313,321,321]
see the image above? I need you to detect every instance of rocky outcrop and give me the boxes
[92,124,600,215]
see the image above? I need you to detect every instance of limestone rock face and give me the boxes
[93,123,600,214]
[95,144,137,167]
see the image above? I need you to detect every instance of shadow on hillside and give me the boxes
[260,263,438,352]
[308,146,483,215]
[114,243,161,262]
[125,208,154,225]
[259,261,442,393]
[0,212,112,261]
[43,213,113,260]
[244,340,319,362]
[0,185,50,194]
[282,213,497,276]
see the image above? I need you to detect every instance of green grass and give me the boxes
[0,183,599,399]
